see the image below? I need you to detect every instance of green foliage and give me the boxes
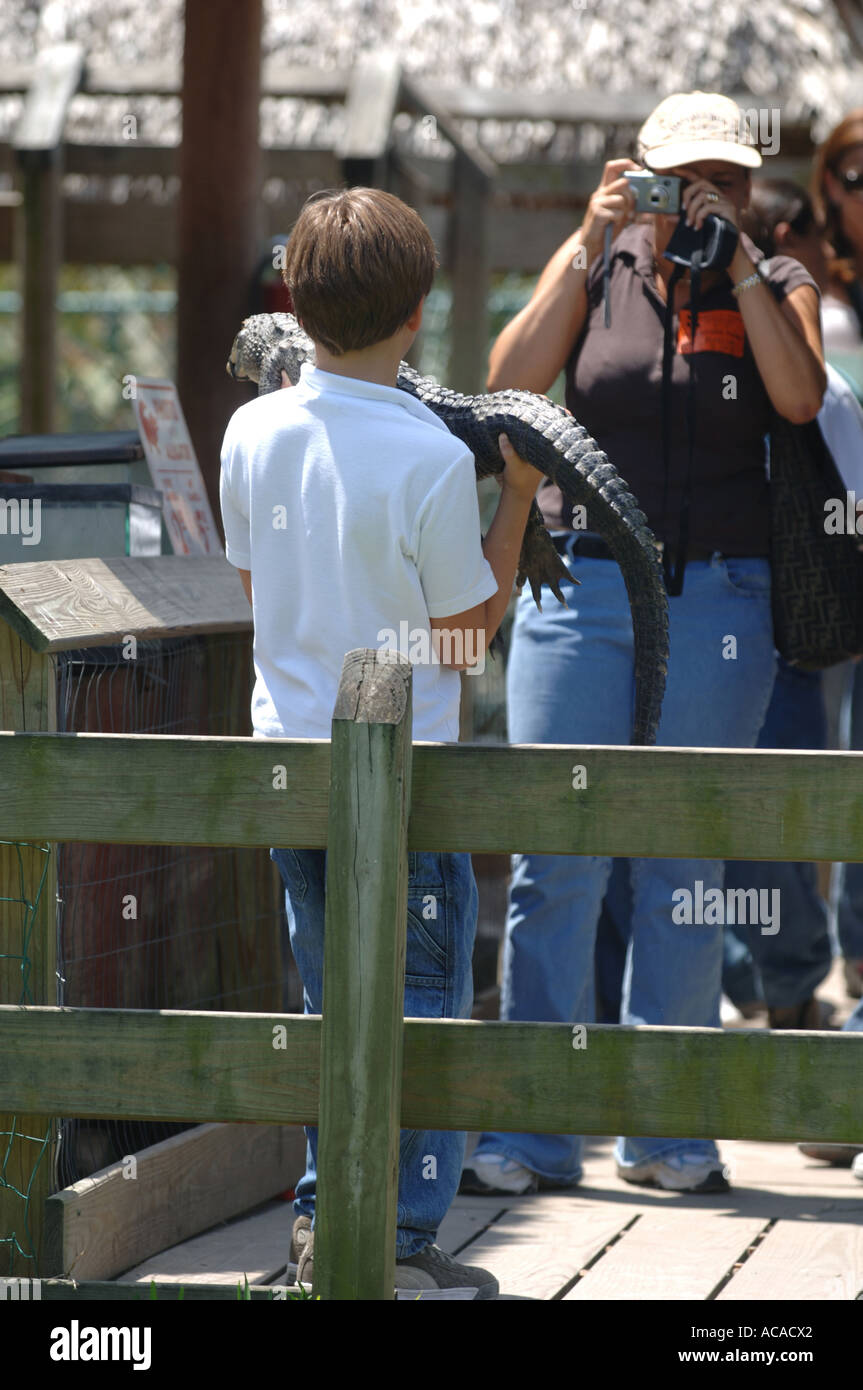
[0,264,175,436]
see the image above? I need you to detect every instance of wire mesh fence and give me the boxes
[1,631,296,1270]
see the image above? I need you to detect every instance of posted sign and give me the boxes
[131,379,222,555]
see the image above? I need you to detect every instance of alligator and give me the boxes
[227,311,669,745]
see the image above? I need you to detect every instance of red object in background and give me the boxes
[138,398,160,449]
[249,236,293,317]
[261,280,293,315]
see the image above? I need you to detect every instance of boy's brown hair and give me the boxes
[281,187,438,355]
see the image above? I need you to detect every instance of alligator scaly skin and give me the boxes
[227,312,669,745]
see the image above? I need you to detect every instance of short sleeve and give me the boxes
[762,254,820,304]
[219,417,252,569]
[413,450,498,619]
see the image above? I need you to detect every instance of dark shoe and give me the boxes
[395,1244,499,1299]
[295,1231,499,1299]
[798,1143,863,1166]
[768,997,827,1029]
[844,958,863,1000]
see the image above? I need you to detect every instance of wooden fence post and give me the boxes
[313,649,413,1301]
[337,52,401,190]
[13,42,84,434]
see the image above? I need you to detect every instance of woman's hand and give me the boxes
[580,159,640,260]
[674,172,740,232]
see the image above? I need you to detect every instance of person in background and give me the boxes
[461,92,825,1200]
[811,109,863,378]
[810,115,863,1008]
[596,176,863,1167]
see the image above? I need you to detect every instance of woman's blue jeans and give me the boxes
[473,543,777,1181]
[270,845,477,1258]
[598,660,834,1015]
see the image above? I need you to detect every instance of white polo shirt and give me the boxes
[220,363,497,742]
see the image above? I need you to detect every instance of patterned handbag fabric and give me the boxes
[768,412,863,669]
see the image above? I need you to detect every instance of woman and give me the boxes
[461,92,826,1197]
[811,115,863,1005]
[811,109,863,380]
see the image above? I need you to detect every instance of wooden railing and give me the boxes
[2,645,863,1299]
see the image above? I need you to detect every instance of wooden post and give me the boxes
[0,618,58,1276]
[399,78,496,394]
[337,52,401,189]
[448,150,492,394]
[176,0,262,530]
[13,43,84,433]
[313,649,413,1301]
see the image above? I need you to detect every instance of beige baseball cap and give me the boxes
[637,91,763,170]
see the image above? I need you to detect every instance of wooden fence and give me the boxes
[2,643,863,1299]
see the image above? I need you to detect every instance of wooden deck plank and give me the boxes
[717,1219,863,1301]
[117,1199,293,1285]
[436,1198,510,1255]
[44,1122,307,1281]
[452,1198,646,1300]
[564,1211,766,1301]
[101,1137,863,1298]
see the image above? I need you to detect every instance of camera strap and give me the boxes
[660,253,703,597]
[659,214,738,596]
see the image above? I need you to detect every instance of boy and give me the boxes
[219,187,539,1297]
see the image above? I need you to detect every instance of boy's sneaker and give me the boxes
[295,1230,499,1299]
[286,1213,312,1285]
[616,1151,731,1193]
[459,1153,538,1195]
[852,1153,863,1182]
[395,1244,499,1299]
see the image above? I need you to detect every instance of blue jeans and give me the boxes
[599,660,834,1015]
[833,661,863,961]
[723,658,832,1009]
[270,846,477,1258]
[473,544,777,1180]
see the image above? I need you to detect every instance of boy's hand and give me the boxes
[498,433,541,502]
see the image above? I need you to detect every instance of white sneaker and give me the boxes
[616,1151,731,1193]
[459,1153,538,1195]
[852,1153,863,1182]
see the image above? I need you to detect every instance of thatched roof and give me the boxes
[2,0,862,156]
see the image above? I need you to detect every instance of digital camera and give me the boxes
[624,170,682,215]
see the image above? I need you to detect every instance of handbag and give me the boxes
[767,409,863,669]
